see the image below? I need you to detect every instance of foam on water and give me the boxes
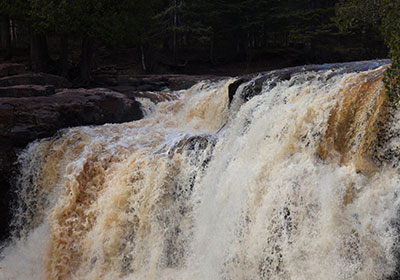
[1,63,399,280]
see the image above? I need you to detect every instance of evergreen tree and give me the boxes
[0,0,28,60]
[381,0,400,103]
[116,0,159,71]
[336,0,400,103]
[29,0,158,81]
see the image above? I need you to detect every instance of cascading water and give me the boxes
[1,60,400,280]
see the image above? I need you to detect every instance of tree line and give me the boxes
[336,0,400,103]
[1,0,155,83]
[0,0,398,92]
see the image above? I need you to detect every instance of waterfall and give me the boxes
[1,60,400,280]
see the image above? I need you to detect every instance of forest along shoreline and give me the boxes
[0,62,224,243]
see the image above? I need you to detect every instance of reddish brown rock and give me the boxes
[94,74,224,91]
[0,72,70,88]
[0,85,55,97]
[0,63,26,78]
[0,88,142,146]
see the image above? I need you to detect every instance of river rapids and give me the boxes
[1,60,400,280]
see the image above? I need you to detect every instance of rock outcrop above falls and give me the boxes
[0,88,142,148]
[0,85,55,98]
[0,63,26,78]
[0,64,222,243]
[228,60,391,103]
[0,64,146,242]
[94,73,221,91]
[1,59,390,243]
[0,87,143,241]
[0,72,70,88]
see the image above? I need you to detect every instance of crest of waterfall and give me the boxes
[1,60,400,280]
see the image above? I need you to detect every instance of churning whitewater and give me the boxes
[1,60,400,280]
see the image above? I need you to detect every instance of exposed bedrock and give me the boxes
[0,63,26,78]
[0,72,70,88]
[0,66,222,243]
[94,73,225,92]
[228,60,391,103]
[0,85,55,98]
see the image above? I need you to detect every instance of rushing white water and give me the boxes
[1,61,400,280]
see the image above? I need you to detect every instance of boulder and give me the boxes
[0,88,143,241]
[0,85,55,98]
[228,60,392,103]
[110,86,179,103]
[0,63,26,78]
[0,88,142,146]
[228,78,251,104]
[0,72,70,88]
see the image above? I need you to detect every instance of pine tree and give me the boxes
[29,0,158,81]
[336,0,400,103]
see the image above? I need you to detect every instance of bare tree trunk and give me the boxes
[210,35,216,65]
[30,32,50,72]
[246,32,252,73]
[140,45,147,72]
[10,19,17,48]
[1,16,12,60]
[162,0,170,52]
[60,35,69,77]
[173,0,177,64]
[263,23,268,48]
[80,37,94,84]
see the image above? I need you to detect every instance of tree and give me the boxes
[29,0,108,81]
[381,0,400,103]
[29,0,73,75]
[0,0,52,70]
[115,0,159,71]
[335,0,400,104]
[0,0,28,60]
[179,0,217,63]
[0,15,12,60]
[154,0,185,64]
[29,0,158,82]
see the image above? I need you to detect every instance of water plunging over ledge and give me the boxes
[1,60,400,280]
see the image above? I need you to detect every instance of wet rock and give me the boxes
[0,85,55,98]
[170,135,216,156]
[228,78,251,103]
[95,74,224,92]
[0,63,26,78]
[0,72,70,88]
[230,59,391,103]
[0,88,142,145]
[156,75,220,90]
[110,86,179,103]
